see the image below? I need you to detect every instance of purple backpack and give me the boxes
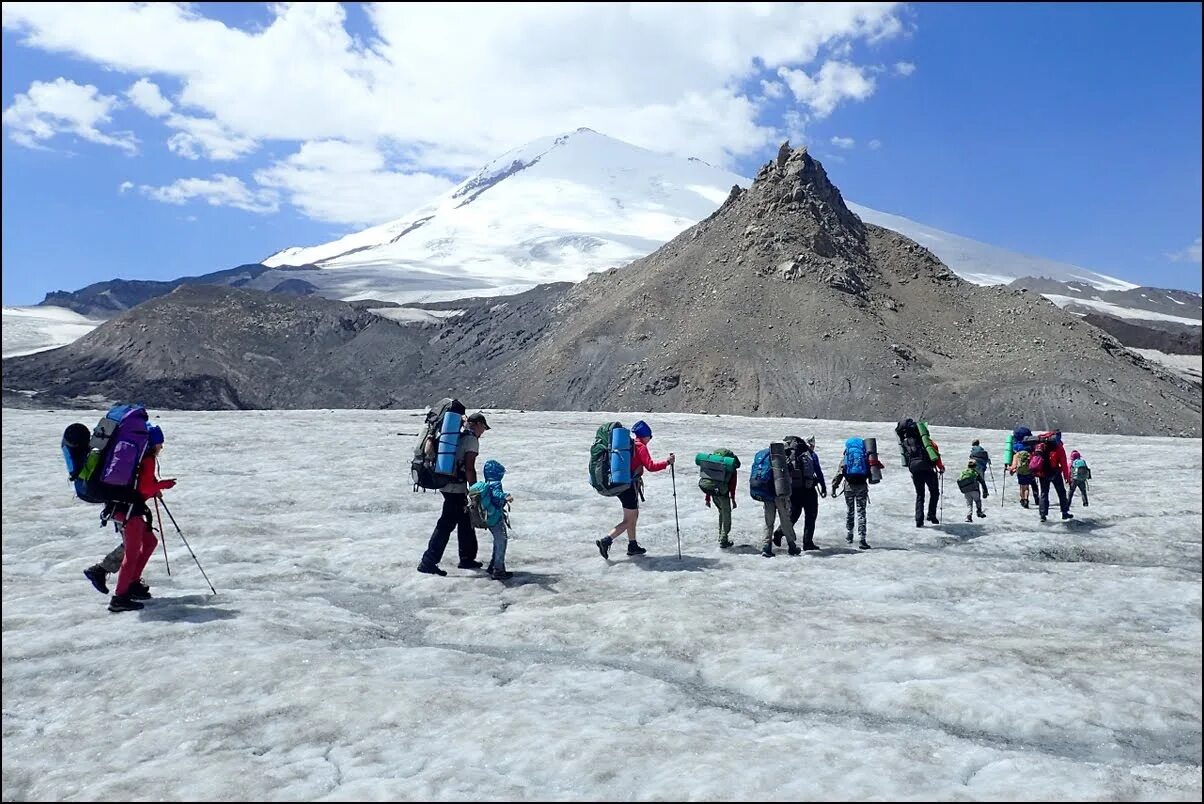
[80,404,151,502]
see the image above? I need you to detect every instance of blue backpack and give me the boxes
[843,437,869,480]
[749,448,775,501]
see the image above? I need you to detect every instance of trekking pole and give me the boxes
[670,463,681,560]
[157,499,217,595]
[989,466,997,497]
[1001,470,1007,509]
[939,472,944,520]
[153,497,172,576]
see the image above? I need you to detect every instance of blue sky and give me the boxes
[2,2,1200,306]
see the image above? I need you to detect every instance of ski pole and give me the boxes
[671,462,681,560]
[157,499,217,595]
[153,496,171,576]
[939,472,944,520]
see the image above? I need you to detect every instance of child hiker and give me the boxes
[106,424,176,612]
[1069,449,1092,507]
[471,459,514,581]
[957,459,987,522]
[700,449,739,548]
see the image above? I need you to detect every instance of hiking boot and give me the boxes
[1020,499,1030,509]
[417,564,447,576]
[83,565,109,595]
[1039,515,1047,523]
[965,515,973,523]
[128,580,152,601]
[490,568,513,581]
[772,530,783,547]
[596,537,612,559]
[858,539,872,550]
[1061,511,1074,520]
[1083,501,1089,508]
[761,544,774,558]
[719,538,734,549]
[107,594,144,613]
[457,559,484,570]
[976,510,986,518]
[846,533,854,543]
[927,516,939,525]
[787,543,802,556]
[915,520,924,528]
[802,540,819,551]
[626,541,647,556]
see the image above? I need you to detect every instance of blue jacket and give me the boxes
[810,452,826,489]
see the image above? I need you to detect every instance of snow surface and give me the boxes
[1046,295,1203,326]
[3,408,1200,801]
[1130,349,1203,382]
[1,306,104,358]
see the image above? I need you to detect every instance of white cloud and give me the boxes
[253,141,455,227]
[1168,236,1202,264]
[868,138,882,150]
[2,77,137,152]
[118,180,133,193]
[165,116,257,161]
[126,78,171,117]
[778,61,876,119]
[760,80,786,100]
[894,61,916,77]
[830,136,855,149]
[138,174,279,214]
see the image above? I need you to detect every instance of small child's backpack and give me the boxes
[748,448,775,501]
[467,482,491,529]
[843,437,870,481]
[957,468,980,493]
[1072,458,1091,480]
[1014,449,1032,477]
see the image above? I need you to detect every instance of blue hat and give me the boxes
[148,425,164,446]
[483,459,505,481]
[631,420,652,439]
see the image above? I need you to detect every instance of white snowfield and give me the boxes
[1131,349,1203,383]
[1,305,105,358]
[2,409,1200,801]
[1046,295,1203,326]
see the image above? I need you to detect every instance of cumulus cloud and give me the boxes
[777,61,876,119]
[126,78,171,117]
[118,180,133,193]
[1168,236,1202,264]
[830,136,855,149]
[894,61,916,77]
[2,77,137,152]
[138,174,279,214]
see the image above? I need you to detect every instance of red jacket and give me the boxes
[136,456,174,500]
[632,441,669,476]
[1047,442,1071,483]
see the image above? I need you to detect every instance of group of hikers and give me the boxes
[61,401,1095,610]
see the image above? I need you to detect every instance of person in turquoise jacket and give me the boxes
[470,459,514,580]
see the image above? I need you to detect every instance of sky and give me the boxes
[2,407,1201,800]
[1,2,1200,307]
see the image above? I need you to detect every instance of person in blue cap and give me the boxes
[596,419,674,559]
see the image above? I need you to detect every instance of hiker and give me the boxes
[596,420,674,559]
[957,459,987,522]
[471,459,514,581]
[970,439,990,499]
[105,425,175,612]
[417,412,489,576]
[749,443,799,557]
[1006,441,1039,508]
[1069,449,1092,507]
[831,437,877,550]
[699,449,740,548]
[896,418,945,526]
[773,435,825,551]
[1031,431,1074,522]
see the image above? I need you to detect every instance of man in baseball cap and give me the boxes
[466,412,490,431]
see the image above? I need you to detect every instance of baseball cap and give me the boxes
[467,412,490,430]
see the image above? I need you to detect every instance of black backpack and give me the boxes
[895,418,931,474]
[411,398,465,491]
[783,436,817,490]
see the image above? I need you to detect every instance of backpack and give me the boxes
[1028,447,1048,476]
[64,405,152,505]
[697,448,738,495]
[467,482,491,529]
[589,422,632,497]
[748,448,775,502]
[1014,450,1032,476]
[783,436,817,489]
[895,418,931,474]
[411,398,465,491]
[843,437,870,481]
[956,469,980,493]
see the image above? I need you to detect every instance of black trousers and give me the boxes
[912,469,940,523]
[420,492,477,568]
[977,471,989,497]
[786,487,819,544]
[1039,474,1070,518]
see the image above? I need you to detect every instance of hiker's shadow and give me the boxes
[1060,517,1108,534]
[138,595,239,624]
[495,572,560,593]
[808,546,862,557]
[634,555,722,572]
[727,544,764,556]
[937,524,988,542]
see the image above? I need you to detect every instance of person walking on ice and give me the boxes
[831,437,878,550]
[957,459,987,522]
[1069,450,1092,507]
[970,439,991,499]
[596,420,674,559]
[469,459,514,581]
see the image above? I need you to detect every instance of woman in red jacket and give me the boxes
[108,425,176,613]
[596,420,674,559]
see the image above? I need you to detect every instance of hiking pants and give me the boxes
[113,511,157,597]
[1039,475,1070,518]
[488,521,508,572]
[963,489,983,517]
[786,487,819,545]
[976,469,989,498]
[1070,478,1089,506]
[421,492,478,568]
[844,483,868,541]
[712,494,732,541]
[763,498,796,548]
[911,468,940,523]
[99,542,125,574]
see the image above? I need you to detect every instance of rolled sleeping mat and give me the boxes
[609,426,632,486]
[917,421,939,463]
[434,410,463,476]
[865,437,882,484]
[769,442,791,498]
[696,453,736,483]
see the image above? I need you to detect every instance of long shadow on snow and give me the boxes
[631,554,722,573]
[137,595,239,624]
[488,571,561,593]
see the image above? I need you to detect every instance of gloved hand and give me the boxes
[819,485,828,498]
[667,453,676,465]
[705,497,711,508]
[731,497,737,510]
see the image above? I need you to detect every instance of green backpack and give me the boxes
[698,448,739,495]
[1015,449,1032,477]
[589,422,631,497]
